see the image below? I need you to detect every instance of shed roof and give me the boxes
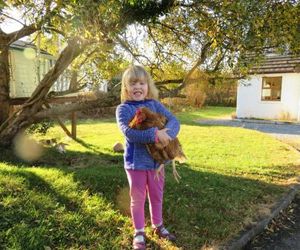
[249,54,300,74]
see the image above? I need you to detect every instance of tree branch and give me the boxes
[33,92,119,120]
[0,11,26,26]
[7,23,40,45]
[22,37,90,108]
[5,5,63,44]
[183,40,213,82]
[116,35,153,65]
[158,40,213,98]
[47,83,87,97]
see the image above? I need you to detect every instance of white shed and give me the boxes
[9,40,71,99]
[9,40,55,98]
[236,55,300,121]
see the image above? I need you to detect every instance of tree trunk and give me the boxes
[69,70,78,91]
[0,43,11,126]
[0,38,87,147]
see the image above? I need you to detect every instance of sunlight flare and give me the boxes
[14,132,44,162]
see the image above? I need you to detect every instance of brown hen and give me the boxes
[129,107,186,182]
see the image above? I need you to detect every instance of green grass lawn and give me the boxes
[176,106,236,125]
[1,106,300,249]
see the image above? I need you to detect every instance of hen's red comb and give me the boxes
[135,108,143,124]
[136,108,142,115]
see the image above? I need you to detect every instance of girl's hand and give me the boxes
[156,128,171,147]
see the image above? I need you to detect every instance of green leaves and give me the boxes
[121,0,175,24]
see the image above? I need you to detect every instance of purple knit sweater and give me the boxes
[116,99,180,170]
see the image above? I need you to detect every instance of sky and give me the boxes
[1,8,24,34]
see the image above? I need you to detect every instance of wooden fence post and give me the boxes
[71,111,77,139]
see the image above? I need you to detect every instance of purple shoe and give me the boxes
[133,231,146,250]
[153,225,176,242]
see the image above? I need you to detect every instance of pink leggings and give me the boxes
[126,168,165,230]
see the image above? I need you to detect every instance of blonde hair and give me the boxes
[121,65,159,102]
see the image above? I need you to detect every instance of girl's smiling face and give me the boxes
[127,78,148,101]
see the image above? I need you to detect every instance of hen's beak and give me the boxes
[129,116,138,127]
[129,115,143,127]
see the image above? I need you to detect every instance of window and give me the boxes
[261,77,282,101]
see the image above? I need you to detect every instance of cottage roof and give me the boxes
[10,40,52,55]
[249,54,300,74]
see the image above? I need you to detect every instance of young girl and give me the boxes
[116,65,180,250]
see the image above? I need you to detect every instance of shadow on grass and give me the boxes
[0,147,290,249]
[74,137,105,153]
[0,160,142,249]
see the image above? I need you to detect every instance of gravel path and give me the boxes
[197,119,300,140]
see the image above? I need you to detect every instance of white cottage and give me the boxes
[236,55,300,121]
[9,40,108,100]
[9,40,70,99]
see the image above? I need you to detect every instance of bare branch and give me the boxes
[116,35,153,65]
[44,26,66,37]
[47,83,87,97]
[211,49,227,72]
[0,11,26,26]
[76,47,99,69]
[152,21,191,49]
[33,92,118,120]
[4,5,65,44]
[7,23,40,44]
[158,40,213,98]
[23,37,90,107]
[183,40,213,82]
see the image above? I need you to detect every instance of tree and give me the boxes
[0,0,175,147]
[118,1,300,95]
[1,0,300,148]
